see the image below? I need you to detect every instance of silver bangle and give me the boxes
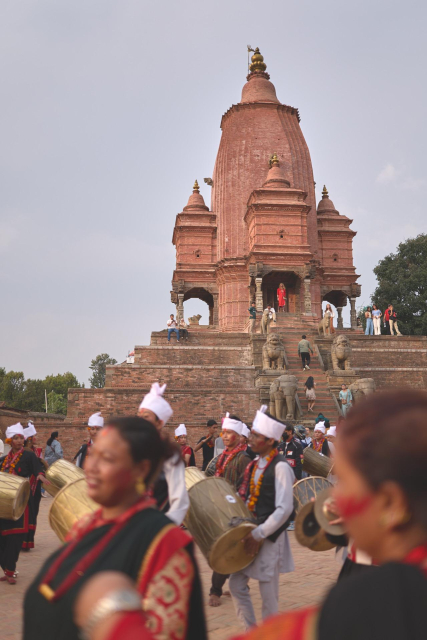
[80,588,142,640]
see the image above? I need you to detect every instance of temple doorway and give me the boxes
[262,271,301,313]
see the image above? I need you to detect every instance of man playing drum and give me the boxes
[208,414,251,607]
[137,382,189,526]
[230,406,295,629]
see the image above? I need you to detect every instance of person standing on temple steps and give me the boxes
[248,302,257,333]
[298,335,313,371]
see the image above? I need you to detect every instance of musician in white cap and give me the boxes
[311,421,331,457]
[175,424,195,467]
[229,406,295,629]
[0,423,46,583]
[73,412,104,468]
[137,383,189,526]
[22,422,47,550]
[209,413,251,608]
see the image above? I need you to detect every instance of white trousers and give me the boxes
[373,316,382,335]
[229,562,280,630]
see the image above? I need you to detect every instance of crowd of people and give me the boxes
[0,384,425,640]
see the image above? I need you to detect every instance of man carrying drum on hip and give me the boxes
[230,406,295,629]
[208,414,251,607]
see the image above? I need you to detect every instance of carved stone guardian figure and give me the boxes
[318,311,332,336]
[262,334,285,370]
[331,335,352,371]
[269,374,298,420]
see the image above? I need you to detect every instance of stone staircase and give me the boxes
[270,316,340,423]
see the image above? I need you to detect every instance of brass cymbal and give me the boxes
[294,501,335,552]
[314,488,346,536]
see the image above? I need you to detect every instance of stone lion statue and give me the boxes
[349,378,376,404]
[269,374,298,420]
[188,314,202,325]
[331,334,352,371]
[262,334,285,370]
[318,311,332,336]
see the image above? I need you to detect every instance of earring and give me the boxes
[135,477,146,496]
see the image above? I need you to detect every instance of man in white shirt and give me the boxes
[230,406,295,629]
[261,305,276,334]
[167,314,180,343]
[137,382,189,525]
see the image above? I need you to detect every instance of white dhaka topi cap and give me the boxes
[88,412,104,428]
[23,423,37,439]
[222,412,243,436]
[241,424,251,439]
[139,382,173,425]
[6,422,25,439]
[175,424,187,437]
[314,422,326,434]
[252,405,285,442]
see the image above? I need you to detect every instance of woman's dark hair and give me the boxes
[340,391,427,530]
[367,306,372,311]
[305,376,314,389]
[107,416,178,484]
[372,304,377,309]
[47,431,59,447]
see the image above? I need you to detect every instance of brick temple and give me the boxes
[26,49,427,457]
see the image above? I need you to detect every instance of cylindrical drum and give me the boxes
[293,476,333,514]
[302,447,333,478]
[205,454,220,477]
[49,477,98,542]
[0,472,30,521]
[45,459,85,498]
[184,467,206,491]
[184,477,260,574]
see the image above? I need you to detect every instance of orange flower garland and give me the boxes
[247,448,279,513]
[0,449,24,474]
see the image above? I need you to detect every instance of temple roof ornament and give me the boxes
[193,180,200,193]
[249,47,267,74]
[317,184,337,214]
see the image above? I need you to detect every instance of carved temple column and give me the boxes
[255,277,263,312]
[350,297,357,329]
[303,278,312,314]
[212,293,219,326]
[177,294,184,322]
[337,306,344,329]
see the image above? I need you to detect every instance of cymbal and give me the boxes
[294,501,335,552]
[314,488,346,536]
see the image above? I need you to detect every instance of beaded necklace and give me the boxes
[0,448,24,474]
[215,443,246,477]
[38,495,155,602]
[247,448,279,513]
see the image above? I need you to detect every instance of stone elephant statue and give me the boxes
[269,374,298,421]
[349,378,376,404]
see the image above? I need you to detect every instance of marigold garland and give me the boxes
[247,448,279,513]
[0,448,24,474]
[312,438,325,453]
[214,443,246,477]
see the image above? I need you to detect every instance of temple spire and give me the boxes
[193,180,200,193]
[322,185,329,198]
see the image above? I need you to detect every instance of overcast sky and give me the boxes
[1,0,426,386]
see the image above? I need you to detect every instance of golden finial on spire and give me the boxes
[322,185,329,197]
[193,180,200,193]
[271,153,279,166]
[249,47,267,73]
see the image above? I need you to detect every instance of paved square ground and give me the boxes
[0,497,339,639]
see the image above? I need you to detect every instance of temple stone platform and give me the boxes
[32,320,426,461]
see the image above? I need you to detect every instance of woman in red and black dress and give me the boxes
[0,423,45,584]
[22,423,48,551]
[231,390,427,640]
[24,416,206,640]
[175,424,195,467]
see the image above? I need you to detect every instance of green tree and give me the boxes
[44,372,83,396]
[372,234,427,336]
[46,390,67,414]
[89,354,118,388]
[22,378,46,412]
[0,370,26,408]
